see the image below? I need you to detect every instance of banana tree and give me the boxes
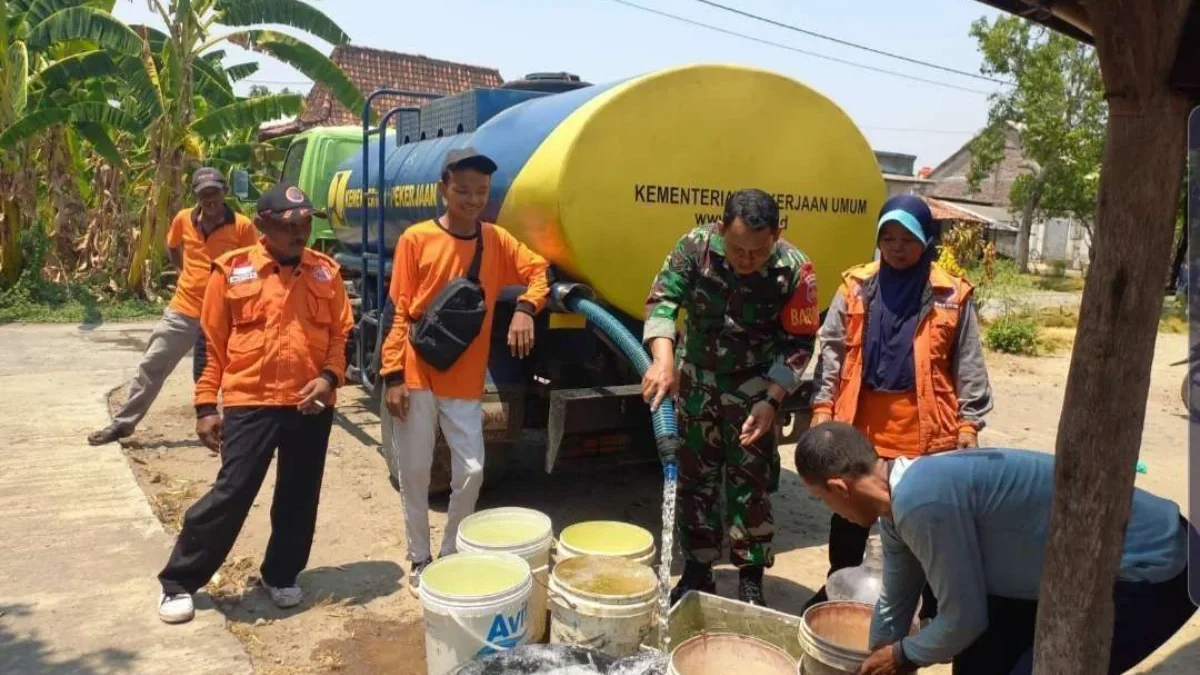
[121,0,362,294]
[0,0,140,283]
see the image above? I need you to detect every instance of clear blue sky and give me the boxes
[114,0,1006,169]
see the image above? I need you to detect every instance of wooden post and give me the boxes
[1033,1,1194,672]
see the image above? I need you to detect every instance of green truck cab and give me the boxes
[278,126,363,249]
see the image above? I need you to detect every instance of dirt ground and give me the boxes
[108,326,1198,674]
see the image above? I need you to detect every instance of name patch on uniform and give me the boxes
[229,265,257,284]
[312,265,333,283]
[933,288,959,310]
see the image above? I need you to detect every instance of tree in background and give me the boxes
[247,83,295,98]
[0,0,143,284]
[0,0,364,300]
[967,15,1106,274]
[121,0,364,294]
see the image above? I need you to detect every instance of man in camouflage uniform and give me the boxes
[642,188,820,607]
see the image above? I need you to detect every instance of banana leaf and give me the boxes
[233,30,362,122]
[190,92,303,138]
[214,0,349,46]
[28,5,142,56]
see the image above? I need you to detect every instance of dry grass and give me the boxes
[1031,274,1087,293]
[147,477,203,534]
[207,555,261,604]
[1037,327,1076,354]
[1035,306,1080,329]
[312,647,347,672]
[1160,297,1188,334]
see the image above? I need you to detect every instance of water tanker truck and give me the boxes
[273,63,885,493]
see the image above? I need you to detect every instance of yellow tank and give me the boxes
[498,64,884,316]
[330,64,885,317]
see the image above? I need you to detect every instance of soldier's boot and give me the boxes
[738,565,767,607]
[670,561,716,605]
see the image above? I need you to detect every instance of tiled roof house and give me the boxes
[925,124,1028,207]
[260,45,504,139]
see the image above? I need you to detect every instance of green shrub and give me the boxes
[1047,259,1068,277]
[0,226,163,324]
[968,258,1033,318]
[985,315,1040,355]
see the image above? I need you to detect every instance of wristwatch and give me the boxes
[761,392,782,411]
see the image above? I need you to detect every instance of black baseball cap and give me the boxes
[192,167,227,194]
[256,182,327,223]
[442,147,498,176]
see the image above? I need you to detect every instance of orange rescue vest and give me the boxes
[831,261,975,454]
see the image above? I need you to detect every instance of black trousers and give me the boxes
[159,406,333,595]
[804,513,939,619]
[953,562,1196,674]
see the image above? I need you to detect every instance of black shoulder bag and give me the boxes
[409,228,487,371]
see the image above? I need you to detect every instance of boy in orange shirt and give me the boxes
[89,168,257,446]
[380,148,550,595]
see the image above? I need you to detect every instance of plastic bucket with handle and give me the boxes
[419,551,533,675]
[456,507,554,642]
[796,601,920,674]
[548,554,660,659]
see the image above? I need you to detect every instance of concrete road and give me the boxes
[0,323,251,675]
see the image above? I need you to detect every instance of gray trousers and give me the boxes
[112,307,200,430]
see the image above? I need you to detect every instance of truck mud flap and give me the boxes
[545,384,653,473]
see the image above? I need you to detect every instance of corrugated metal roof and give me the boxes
[934,199,1020,231]
[926,197,990,225]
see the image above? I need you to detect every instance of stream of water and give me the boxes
[657,465,678,652]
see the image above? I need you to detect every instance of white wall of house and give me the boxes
[990,218,1091,270]
[1028,218,1091,270]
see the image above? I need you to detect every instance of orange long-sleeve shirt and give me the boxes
[380,220,550,400]
[194,241,354,412]
[166,206,258,319]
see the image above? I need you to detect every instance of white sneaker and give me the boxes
[261,580,304,608]
[158,592,195,624]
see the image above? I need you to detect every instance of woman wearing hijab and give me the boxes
[803,194,994,617]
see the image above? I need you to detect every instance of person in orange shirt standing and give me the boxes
[803,194,993,618]
[379,148,550,596]
[155,182,353,624]
[89,167,257,446]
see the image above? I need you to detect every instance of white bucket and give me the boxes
[418,551,534,675]
[796,601,919,674]
[555,521,657,566]
[548,554,659,659]
[670,633,796,675]
[456,507,554,643]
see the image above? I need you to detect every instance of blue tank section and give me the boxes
[397,88,552,142]
[333,78,621,259]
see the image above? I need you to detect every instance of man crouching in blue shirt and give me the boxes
[793,421,1195,675]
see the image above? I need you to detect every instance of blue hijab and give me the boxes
[864,195,936,393]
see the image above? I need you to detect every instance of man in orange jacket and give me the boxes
[89,168,257,446]
[155,182,353,625]
[379,148,550,596]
